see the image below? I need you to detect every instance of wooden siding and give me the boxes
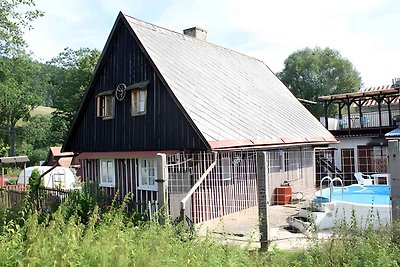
[81,158,157,206]
[64,20,207,153]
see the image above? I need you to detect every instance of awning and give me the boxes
[0,156,29,164]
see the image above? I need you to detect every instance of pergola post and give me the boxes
[372,95,384,135]
[346,96,352,134]
[324,101,330,129]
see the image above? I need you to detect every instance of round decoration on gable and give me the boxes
[115,83,126,101]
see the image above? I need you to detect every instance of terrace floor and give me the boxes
[196,197,331,250]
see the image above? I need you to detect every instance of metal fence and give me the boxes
[0,186,160,219]
[167,151,258,224]
[0,187,70,211]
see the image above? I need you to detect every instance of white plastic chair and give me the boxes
[354,172,374,185]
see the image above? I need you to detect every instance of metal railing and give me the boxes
[334,110,400,130]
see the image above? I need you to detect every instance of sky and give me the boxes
[24,0,400,88]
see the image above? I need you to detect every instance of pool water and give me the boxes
[318,185,390,206]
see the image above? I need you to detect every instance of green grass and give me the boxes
[16,106,55,126]
[29,106,55,117]
[1,191,400,266]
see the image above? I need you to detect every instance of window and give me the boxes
[100,159,115,187]
[131,88,147,115]
[97,95,115,119]
[139,159,157,190]
[221,157,232,181]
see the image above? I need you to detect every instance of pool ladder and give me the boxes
[320,176,344,202]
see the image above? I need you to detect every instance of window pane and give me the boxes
[107,161,114,183]
[141,159,148,186]
[105,96,113,117]
[139,90,146,101]
[141,167,148,178]
[132,92,137,113]
[222,158,231,180]
[149,168,155,177]
[149,176,155,185]
[101,162,108,183]
[139,101,145,112]
[142,175,148,185]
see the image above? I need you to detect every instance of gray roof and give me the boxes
[124,14,335,149]
[385,126,400,138]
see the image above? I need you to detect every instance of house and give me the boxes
[62,12,335,222]
[43,147,81,179]
[318,80,400,184]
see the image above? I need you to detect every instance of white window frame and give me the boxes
[100,159,116,187]
[131,88,147,116]
[138,159,157,191]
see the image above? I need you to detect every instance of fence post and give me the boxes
[389,140,400,223]
[257,151,270,250]
[156,153,168,224]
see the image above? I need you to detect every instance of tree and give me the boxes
[47,47,100,144]
[15,114,52,165]
[0,52,46,155]
[277,47,362,117]
[0,0,43,55]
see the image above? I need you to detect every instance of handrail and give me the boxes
[180,152,218,216]
[320,176,333,202]
[330,177,344,197]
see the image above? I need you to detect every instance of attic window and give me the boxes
[96,93,115,119]
[131,88,147,116]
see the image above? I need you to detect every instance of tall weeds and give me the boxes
[0,188,400,266]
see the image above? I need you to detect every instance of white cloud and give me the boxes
[23,0,400,87]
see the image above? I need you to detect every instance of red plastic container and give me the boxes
[275,186,292,205]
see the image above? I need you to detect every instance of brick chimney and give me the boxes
[183,27,207,41]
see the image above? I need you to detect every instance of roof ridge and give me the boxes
[122,13,265,64]
[360,84,393,91]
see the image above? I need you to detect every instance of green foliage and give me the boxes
[28,168,41,187]
[0,52,47,155]
[15,114,52,165]
[2,193,400,266]
[5,178,17,185]
[0,0,43,55]
[278,47,362,117]
[0,140,9,157]
[47,47,100,144]
[0,206,266,266]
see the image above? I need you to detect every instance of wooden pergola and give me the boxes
[0,156,29,186]
[318,88,400,135]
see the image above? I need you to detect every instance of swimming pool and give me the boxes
[318,185,390,206]
[288,184,392,231]
[310,184,392,229]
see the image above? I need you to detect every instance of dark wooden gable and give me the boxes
[63,16,208,153]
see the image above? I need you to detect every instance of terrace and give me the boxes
[318,83,400,136]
